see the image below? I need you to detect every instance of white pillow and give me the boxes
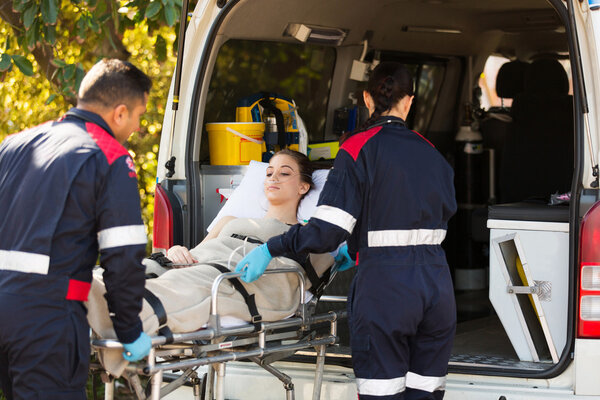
[207,160,330,232]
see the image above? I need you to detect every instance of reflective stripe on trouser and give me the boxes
[0,293,89,400]
[349,261,456,400]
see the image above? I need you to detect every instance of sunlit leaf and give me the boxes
[155,34,167,62]
[45,93,57,105]
[163,4,177,27]
[43,24,56,45]
[74,65,85,92]
[0,54,12,72]
[41,0,59,25]
[12,0,31,13]
[63,64,76,80]
[12,55,34,76]
[50,58,67,68]
[145,1,162,19]
[23,3,38,29]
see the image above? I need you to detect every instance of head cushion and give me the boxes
[496,60,529,99]
[524,58,569,95]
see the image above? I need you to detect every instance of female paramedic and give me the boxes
[236,62,457,400]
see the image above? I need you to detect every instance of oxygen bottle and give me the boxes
[453,104,489,320]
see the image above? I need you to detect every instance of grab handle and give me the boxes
[226,127,264,144]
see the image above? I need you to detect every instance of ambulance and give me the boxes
[153,0,600,398]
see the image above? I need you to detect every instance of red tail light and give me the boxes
[578,201,600,337]
[153,184,173,253]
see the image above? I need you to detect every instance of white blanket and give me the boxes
[86,218,333,376]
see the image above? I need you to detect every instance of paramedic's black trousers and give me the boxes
[0,293,89,400]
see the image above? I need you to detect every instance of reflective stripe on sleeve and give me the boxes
[368,229,446,247]
[312,205,357,233]
[0,250,50,275]
[406,372,446,392]
[97,225,147,250]
[356,376,406,396]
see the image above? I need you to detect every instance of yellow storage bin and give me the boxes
[206,122,265,165]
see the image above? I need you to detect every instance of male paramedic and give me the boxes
[0,59,153,400]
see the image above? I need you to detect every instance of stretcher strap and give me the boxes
[206,263,263,330]
[143,288,174,344]
[288,253,330,298]
[230,234,264,245]
[148,252,173,267]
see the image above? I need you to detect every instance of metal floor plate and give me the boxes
[450,353,550,371]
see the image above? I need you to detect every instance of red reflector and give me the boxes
[579,201,600,338]
[153,184,173,251]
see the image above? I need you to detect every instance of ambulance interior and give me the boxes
[193,0,574,375]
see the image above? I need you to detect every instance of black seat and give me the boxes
[499,59,573,203]
[479,60,529,202]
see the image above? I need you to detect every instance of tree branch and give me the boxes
[0,0,74,104]
[98,0,130,60]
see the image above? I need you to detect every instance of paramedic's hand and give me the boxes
[122,332,152,362]
[235,244,272,283]
[334,244,355,272]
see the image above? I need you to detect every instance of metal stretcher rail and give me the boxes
[91,266,348,400]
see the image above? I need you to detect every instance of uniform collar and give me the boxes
[367,115,406,130]
[64,108,116,138]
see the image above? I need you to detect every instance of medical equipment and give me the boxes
[91,264,346,400]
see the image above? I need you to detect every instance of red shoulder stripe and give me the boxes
[340,126,383,161]
[412,130,435,148]
[85,122,129,165]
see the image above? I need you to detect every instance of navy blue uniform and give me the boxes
[0,109,147,400]
[268,117,457,400]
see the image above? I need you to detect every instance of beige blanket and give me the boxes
[86,217,333,376]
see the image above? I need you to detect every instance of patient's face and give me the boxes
[264,154,309,206]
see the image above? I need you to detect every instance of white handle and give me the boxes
[226,127,264,144]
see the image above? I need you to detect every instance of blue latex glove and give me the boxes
[122,332,152,362]
[235,244,273,283]
[334,244,355,272]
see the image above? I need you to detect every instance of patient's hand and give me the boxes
[167,245,198,267]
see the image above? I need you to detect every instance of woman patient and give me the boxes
[86,149,333,342]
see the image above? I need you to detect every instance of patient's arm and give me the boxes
[202,216,236,242]
[166,245,197,266]
[166,216,237,267]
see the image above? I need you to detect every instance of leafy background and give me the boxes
[0,0,193,246]
[0,1,197,397]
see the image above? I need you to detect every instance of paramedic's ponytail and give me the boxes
[340,62,414,144]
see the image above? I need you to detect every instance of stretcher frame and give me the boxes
[91,266,347,400]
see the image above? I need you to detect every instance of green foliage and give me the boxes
[0,0,189,247]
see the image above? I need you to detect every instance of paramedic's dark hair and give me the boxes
[340,62,414,144]
[77,59,152,110]
[274,148,314,197]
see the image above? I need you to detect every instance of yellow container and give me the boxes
[206,122,265,165]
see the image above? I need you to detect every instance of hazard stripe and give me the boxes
[312,205,357,234]
[97,225,147,250]
[356,376,406,396]
[406,372,446,392]
[368,229,446,247]
[0,250,50,275]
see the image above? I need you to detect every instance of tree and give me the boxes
[0,0,190,244]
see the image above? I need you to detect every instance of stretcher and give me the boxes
[90,265,347,400]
